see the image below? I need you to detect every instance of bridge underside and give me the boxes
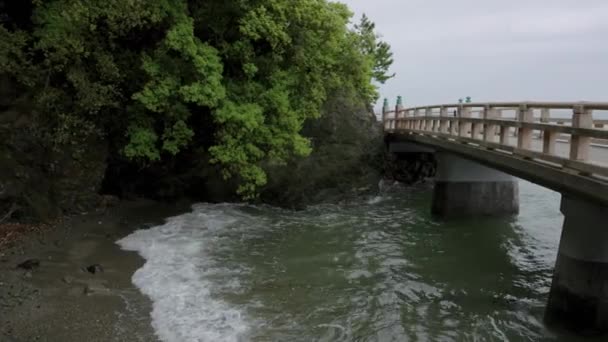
[386,133,608,335]
[386,133,608,205]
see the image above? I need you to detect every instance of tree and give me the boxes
[1,0,394,199]
[354,14,395,85]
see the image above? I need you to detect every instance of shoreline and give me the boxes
[0,199,191,341]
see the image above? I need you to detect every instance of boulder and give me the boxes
[17,259,40,270]
[84,264,104,274]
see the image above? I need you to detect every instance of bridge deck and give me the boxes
[383,101,608,204]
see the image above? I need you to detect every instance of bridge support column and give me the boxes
[545,196,608,334]
[431,152,518,217]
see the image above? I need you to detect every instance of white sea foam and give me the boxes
[117,205,251,342]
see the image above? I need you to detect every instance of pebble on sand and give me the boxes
[17,259,40,270]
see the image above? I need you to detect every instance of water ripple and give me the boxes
[117,181,594,342]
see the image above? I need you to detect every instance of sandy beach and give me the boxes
[0,199,191,342]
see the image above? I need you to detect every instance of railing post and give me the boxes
[541,108,550,122]
[570,105,593,161]
[483,105,498,142]
[472,107,483,139]
[439,106,448,134]
[517,104,534,150]
[540,108,556,155]
[512,109,519,137]
[450,107,458,135]
[395,96,403,130]
[497,110,510,145]
[425,107,432,131]
[413,109,420,131]
[458,104,471,137]
[543,128,557,155]
[540,108,550,138]
[408,109,414,130]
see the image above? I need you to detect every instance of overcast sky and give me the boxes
[340,0,608,109]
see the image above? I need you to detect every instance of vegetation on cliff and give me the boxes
[0,0,393,208]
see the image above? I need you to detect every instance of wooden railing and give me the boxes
[382,102,608,179]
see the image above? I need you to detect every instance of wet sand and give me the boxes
[0,199,191,342]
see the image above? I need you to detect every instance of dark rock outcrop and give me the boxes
[383,152,436,185]
[0,107,107,222]
[261,93,384,208]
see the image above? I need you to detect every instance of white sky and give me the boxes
[339,0,608,109]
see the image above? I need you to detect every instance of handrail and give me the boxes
[394,101,608,112]
[382,101,608,180]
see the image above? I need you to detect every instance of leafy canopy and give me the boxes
[0,0,394,198]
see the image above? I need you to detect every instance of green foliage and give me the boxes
[0,27,34,86]
[1,1,394,199]
[354,14,395,85]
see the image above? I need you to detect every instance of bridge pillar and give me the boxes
[545,196,608,334]
[431,152,518,217]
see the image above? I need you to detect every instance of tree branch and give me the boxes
[0,203,19,224]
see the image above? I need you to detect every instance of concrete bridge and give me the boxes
[382,98,608,334]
